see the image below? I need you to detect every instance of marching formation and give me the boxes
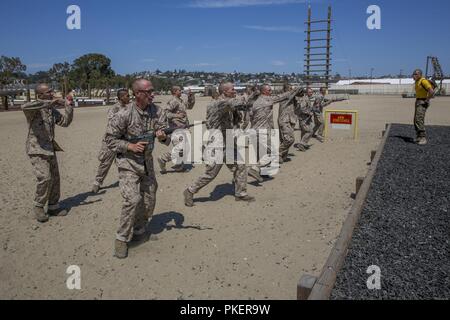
[21,79,342,259]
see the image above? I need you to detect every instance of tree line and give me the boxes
[0,53,180,101]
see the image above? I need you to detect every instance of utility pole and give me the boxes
[26,79,31,102]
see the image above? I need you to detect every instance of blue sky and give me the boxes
[1,0,449,77]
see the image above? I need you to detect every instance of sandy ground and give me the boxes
[0,95,449,300]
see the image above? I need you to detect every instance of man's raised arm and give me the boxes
[54,99,74,128]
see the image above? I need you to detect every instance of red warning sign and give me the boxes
[330,113,353,125]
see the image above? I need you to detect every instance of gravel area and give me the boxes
[331,124,450,300]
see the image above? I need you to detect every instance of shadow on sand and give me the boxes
[60,191,104,214]
[194,183,235,203]
[129,211,212,249]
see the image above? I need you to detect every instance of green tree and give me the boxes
[0,56,27,85]
[71,53,114,98]
[0,56,27,110]
[27,71,51,84]
[49,62,71,96]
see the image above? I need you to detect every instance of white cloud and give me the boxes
[188,0,306,8]
[271,60,286,66]
[244,25,303,33]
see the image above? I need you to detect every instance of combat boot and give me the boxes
[183,189,194,207]
[48,207,68,217]
[248,168,263,183]
[297,144,307,152]
[417,137,428,145]
[131,232,149,243]
[235,195,256,203]
[316,135,325,143]
[91,184,100,194]
[157,158,167,174]
[114,239,128,259]
[173,164,187,172]
[34,206,49,223]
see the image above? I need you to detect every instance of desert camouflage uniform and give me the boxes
[159,94,195,165]
[93,102,128,187]
[239,92,258,130]
[22,100,74,210]
[295,96,315,147]
[278,97,297,160]
[187,95,251,197]
[105,102,169,243]
[251,92,295,167]
[312,94,332,137]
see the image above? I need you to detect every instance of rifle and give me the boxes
[126,121,206,151]
[235,103,253,112]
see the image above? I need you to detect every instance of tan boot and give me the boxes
[91,184,100,194]
[297,144,307,152]
[157,158,167,174]
[183,189,194,207]
[235,195,256,203]
[131,231,149,243]
[34,206,49,223]
[48,206,68,217]
[417,137,428,145]
[248,168,263,183]
[114,239,128,259]
[173,164,187,172]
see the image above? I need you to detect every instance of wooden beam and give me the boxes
[3,96,8,111]
[356,177,364,195]
[371,150,377,162]
[298,275,318,300]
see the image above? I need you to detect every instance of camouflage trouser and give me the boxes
[94,142,116,187]
[414,99,430,138]
[253,130,277,169]
[279,121,295,159]
[159,135,184,165]
[313,112,325,137]
[188,163,248,197]
[241,111,250,130]
[299,118,314,146]
[117,168,158,243]
[29,154,60,209]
